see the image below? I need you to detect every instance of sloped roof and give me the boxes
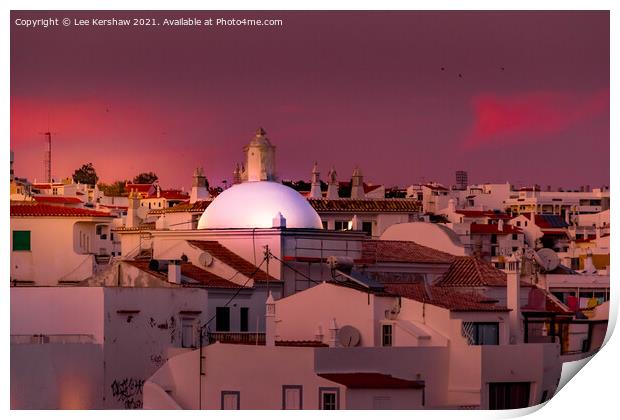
[308,199,421,213]
[187,240,280,283]
[337,181,384,194]
[470,223,521,235]
[149,200,212,215]
[125,260,248,289]
[34,196,83,204]
[360,240,455,265]
[382,282,508,312]
[146,189,190,200]
[456,210,512,219]
[10,203,112,218]
[437,256,508,287]
[125,183,155,194]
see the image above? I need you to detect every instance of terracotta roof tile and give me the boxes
[34,196,83,204]
[437,256,508,287]
[10,203,112,218]
[188,240,279,283]
[470,223,521,235]
[146,189,190,200]
[125,183,155,194]
[361,240,455,265]
[382,282,508,312]
[149,200,212,214]
[456,210,512,219]
[125,260,248,289]
[308,199,421,213]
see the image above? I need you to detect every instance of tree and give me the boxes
[72,163,99,186]
[98,180,128,196]
[133,172,158,184]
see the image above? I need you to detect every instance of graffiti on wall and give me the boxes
[110,377,145,409]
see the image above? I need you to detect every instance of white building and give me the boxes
[144,275,563,410]
[11,286,209,409]
[10,203,116,286]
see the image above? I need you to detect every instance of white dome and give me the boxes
[198,181,323,229]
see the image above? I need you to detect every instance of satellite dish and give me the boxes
[338,325,361,347]
[198,251,213,267]
[536,248,560,272]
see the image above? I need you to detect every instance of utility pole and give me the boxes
[263,245,271,293]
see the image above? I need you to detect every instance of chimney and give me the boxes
[232,164,242,185]
[326,167,339,199]
[190,167,210,203]
[168,260,182,285]
[498,219,504,232]
[350,167,365,199]
[126,189,141,229]
[329,318,339,347]
[506,253,523,344]
[265,292,276,347]
[309,162,322,199]
[315,325,324,343]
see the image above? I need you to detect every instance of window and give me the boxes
[12,230,31,251]
[491,234,497,244]
[322,221,328,230]
[240,307,249,332]
[516,221,521,227]
[489,382,531,409]
[221,391,240,410]
[319,388,339,410]
[382,324,393,347]
[216,307,230,332]
[512,233,518,240]
[334,220,348,231]
[282,385,303,409]
[362,221,373,236]
[462,322,499,345]
[181,318,196,348]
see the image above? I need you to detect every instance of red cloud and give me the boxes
[464,89,609,148]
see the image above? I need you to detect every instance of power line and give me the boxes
[267,252,323,285]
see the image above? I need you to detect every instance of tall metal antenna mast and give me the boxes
[41,131,52,183]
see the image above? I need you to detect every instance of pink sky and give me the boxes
[11,11,609,190]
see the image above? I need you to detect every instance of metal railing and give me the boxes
[10,334,96,345]
[206,332,265,345]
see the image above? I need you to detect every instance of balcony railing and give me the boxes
[206,332,265,345]
[10,334,96,344]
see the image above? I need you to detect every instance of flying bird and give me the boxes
[458,73,463,78]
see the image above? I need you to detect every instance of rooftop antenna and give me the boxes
[39,131,55,183]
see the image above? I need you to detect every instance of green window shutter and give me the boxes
[13,231,31,251]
